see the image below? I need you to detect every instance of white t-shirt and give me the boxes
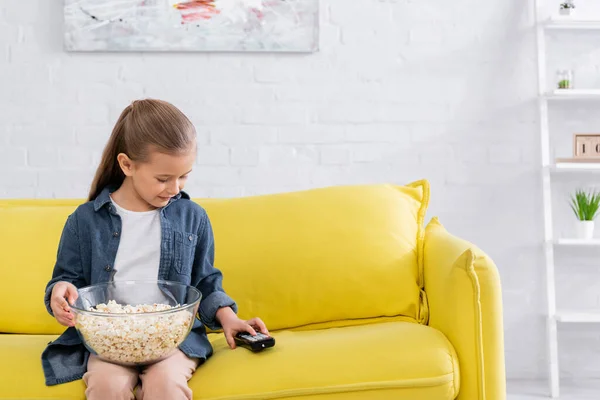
[110,196,161,283]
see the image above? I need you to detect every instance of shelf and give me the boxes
[551,162,600,171]
[544,89,600,100]
[555,238,600,246]
[544,17,600,30]
[555,310,600,323]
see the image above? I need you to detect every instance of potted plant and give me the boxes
[559,1,576,16]
[570,188,600,239]
[558,79,571,89]
[556,69,574,90]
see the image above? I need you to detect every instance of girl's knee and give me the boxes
[84,374,136,400]
[137,351,196,399]
[143,371,189,388]
[84,355,138,399]
[138,374,193,400]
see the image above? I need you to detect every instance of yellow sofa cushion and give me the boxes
[0,334,86,399]
[197,181,430,331]
[0,321,459,400]
[192,321,458,400]
[0,181,429,334]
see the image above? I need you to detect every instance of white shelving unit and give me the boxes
[534,1,600,397]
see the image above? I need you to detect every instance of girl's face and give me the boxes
[118,145,196,209]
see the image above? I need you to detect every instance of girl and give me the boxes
[42,99,269,400]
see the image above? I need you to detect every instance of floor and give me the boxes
[507,379,600,399]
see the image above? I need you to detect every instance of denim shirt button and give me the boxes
[105,265,111,272]
[188,235,193,241]
[113,231,119,237]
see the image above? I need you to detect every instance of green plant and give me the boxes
[558,79,571,89]
[560,1,575,9]
[570,189,600,221]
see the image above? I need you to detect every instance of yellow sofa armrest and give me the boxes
[423,217,506,400]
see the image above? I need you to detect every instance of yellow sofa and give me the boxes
[0,180,506,399]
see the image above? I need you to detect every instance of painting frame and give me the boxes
[63,0,320,53]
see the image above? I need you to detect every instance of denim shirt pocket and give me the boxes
[173,231,198,275]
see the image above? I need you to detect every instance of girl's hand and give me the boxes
[216,307,270,349]
[50,281,79,327]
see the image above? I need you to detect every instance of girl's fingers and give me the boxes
[244,324,257,336]
[58,309,73,320]
[52,305,75,326]
[66,285,79,305]
[225,331,235,349]
[58,316,74,327]
[54,296,70,312]
[256,320,269,335]
[51,304,61,318]
[248,317,269,335]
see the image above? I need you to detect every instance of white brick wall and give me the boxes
[3,0,600,382]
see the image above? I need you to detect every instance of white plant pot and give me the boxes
[559,8,575,16]
[576,220,595,240]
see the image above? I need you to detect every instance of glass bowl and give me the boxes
[70,280,201,367]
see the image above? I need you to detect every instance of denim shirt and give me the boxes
[41,185,238,386]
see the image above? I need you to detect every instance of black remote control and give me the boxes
[234,332,275,352]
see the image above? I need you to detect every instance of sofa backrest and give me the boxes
[0,200,84,334]
[0,182,429,335]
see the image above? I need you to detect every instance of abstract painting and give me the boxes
[64,0,319,52]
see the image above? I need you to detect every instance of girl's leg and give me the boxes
[137,350,200,400]
[83,354,139,400]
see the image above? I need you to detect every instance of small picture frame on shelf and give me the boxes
[556,133,600,163]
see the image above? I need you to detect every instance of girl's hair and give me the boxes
[88,99,196,201]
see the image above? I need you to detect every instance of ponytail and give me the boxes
[88,106,132,201]
[87,99,196,201]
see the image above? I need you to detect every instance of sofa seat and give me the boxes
[0,321,459,400]
[0,334,86,399]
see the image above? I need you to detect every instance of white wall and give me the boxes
[2,0,600,382]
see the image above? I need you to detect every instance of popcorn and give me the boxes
[75,300,194,364]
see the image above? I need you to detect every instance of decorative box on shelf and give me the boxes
[556,133,600,165]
